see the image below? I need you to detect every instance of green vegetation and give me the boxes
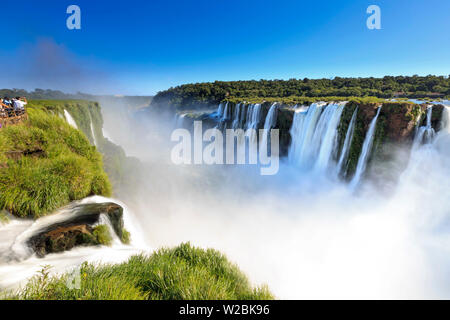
[0,210,9,224]
[26,99,141,197]
[121,229,131,245]
[152,75,450,110]
[92,225,112,246]
[0,102,111,218]
[6,243,273,300]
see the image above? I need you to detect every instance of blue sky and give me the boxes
[0,0,449,95]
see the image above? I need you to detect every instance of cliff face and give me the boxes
[0,101,112,219]
[336,102,428,178]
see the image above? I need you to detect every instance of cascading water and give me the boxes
[216,102,225,118]
[245,104,262,130]
[349,107,382,189]
[64,110,78,129]
[314,103,345,171]
[260,103,278,151]
[413,106,435,148]
[288,102,344,171]
[221,102,230,121]
[232,103,242,129]
[443,106,450,133]
[90,119,98,147]
[336,108,358,175]
[263,103,278,130]
[0,196,149,290]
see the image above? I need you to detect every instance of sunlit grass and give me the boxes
[0,104,111,218]
[6,243,274,300]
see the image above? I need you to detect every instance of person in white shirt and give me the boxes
[13,97,27,113]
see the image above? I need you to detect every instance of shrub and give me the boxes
[121,229,131,244]
[92,225,112,246]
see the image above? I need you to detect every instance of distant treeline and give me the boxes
[0,88,153,110]
[152,75,450,109]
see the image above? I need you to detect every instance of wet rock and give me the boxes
[28,202,126,257]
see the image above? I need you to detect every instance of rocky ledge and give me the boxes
[28,202,130,257]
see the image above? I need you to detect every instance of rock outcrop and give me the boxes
[28,202,128,257]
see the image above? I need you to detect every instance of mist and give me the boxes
[97,101,450,299]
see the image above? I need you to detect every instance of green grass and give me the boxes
[0,103,111,218]
[6,243,274,300]
[29,99,142,198]
[92,225,112,246]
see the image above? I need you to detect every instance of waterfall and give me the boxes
[245,104,262,130]
[261,103,278,152]
[175,113,187,128]
[349,107,382,189]
[263,103,278,130]
[288,102,344,171]
[64,110,78,129]
[102,127,117,144]
[217,102,225,118]
[336,108,358,175]
[314,103,345,171]
[442,106,450,133]
[89,115,98,147]
[0,196,148,290]
[413,106,435,148]
[244,103,262,146]
[221,102,230,121]
[232,103,242,129]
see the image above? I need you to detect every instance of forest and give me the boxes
[151,75,450,109]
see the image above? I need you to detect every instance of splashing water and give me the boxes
[0,196,149,290]
[349,107,382,189]
[288,102,344,171]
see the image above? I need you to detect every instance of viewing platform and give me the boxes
[0,110,28,129]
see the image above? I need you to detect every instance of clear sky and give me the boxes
[0,0,449,95]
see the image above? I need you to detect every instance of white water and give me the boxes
[349,107,381,189]
[90,120,98,147]
[221,102,230,121]
[443,106,450,133]
[217,102,225,118]
[102,127,117,144]
[260,103,278,150]
[0,196,149,291]
[63,110,78,129]
[413,106,435,149]
[314,103,345,171]
[288,102,344,171]
[231,103,242,129]
[337,107,358,175]
[245,104,262,130]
